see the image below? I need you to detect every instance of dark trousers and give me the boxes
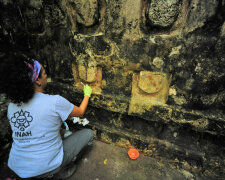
[35,128,94,178]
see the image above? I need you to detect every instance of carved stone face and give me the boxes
[73,0,99,27]
[129,71,171,115]
[138,71,164,94]
[72,59,102,95]
[78,60,97,83]
[146,0,181,28]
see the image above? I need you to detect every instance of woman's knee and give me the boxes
[81,128,94,145]
[83,128,94,139]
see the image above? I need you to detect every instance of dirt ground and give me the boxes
[1,140,199,180]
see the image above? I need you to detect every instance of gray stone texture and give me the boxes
[186,0,219,32]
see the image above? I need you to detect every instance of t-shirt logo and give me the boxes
[11,110,33,131]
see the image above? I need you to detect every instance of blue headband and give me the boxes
[26,59,41,82]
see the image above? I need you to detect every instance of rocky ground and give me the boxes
[0,140,207,180]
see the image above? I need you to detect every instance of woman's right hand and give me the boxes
[69,84,92,118]
[84,84,92,97]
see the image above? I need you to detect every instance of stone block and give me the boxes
[129,71,171,114]
[72,62,102,94]
[78,64,87,81]
[87,61,97,82]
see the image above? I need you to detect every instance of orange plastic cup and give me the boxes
[128,148,139,159]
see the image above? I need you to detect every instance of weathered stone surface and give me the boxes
[221,22,225,37]
[87,60,97,82]
[53,81,224,178]
[73,0,99,27]
[72,62,102,94]
[0,94,11,149]
[1,0,225,178]
[138,71,166,94]
[129,71,171,114]
[62,0,105,33]
[78,64,87,80]
[0,94,9,137]
[152,57,164,69]
[185,0,219,32]
[146,0,181,28]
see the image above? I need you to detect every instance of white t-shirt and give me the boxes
[7,93,74,178]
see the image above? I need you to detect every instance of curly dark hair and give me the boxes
[0,53,42,104]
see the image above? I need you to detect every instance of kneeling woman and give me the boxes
[0,54,94,179]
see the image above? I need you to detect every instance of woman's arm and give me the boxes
[69,84,92,118]
[69,96,89,117]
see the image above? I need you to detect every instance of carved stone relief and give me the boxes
[72,60,102,94]
[62,0,105,33]
[129,71,171,114]
[146,0,181,28]
[73,0,99,27]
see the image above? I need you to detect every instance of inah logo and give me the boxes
[11,110,33,131]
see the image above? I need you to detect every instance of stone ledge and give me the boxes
[47,81,225,136]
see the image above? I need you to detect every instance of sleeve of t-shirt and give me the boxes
[55,95,74,121]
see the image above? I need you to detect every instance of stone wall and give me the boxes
[0,0,225,178]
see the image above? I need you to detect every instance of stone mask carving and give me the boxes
[146,0,181,28]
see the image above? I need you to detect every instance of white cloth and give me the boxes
[7,93,74,178]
